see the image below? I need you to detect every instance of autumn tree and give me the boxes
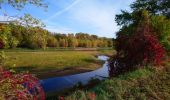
[115,0,170,51]
[109,10,165,76]
[151,15,170,51]
[47,35,58,47]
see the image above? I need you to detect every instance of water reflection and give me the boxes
[40,55,109,93]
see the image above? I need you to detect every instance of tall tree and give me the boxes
[115,0,170,51]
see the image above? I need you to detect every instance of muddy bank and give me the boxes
[36,61,104,79]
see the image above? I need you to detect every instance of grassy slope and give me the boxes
[3,49,114,78]
[65,61,170,100]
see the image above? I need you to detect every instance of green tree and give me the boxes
[0,24,11,48]
[107,39,113,47]
[0,24,19,48]
[92,40,97,48]
[116,0,170,51]
[47,35,58,47]
[0,0,47,10]
[130,0,170,18]
[59,39,67,47]
[151,15,170,51]
[0,0,47,27]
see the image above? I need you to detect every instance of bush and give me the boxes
[109,13,165,76]
[0,70,45,100]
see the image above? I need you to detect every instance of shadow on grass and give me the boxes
[11,66,37,73]
[83,58,96,63]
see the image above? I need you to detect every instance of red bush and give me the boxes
[0,70,45,100]
[109,22,165,76]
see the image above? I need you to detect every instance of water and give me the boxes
[40,55,109,93]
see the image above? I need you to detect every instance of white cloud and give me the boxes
[67,0,119,37]
[44,0,81,22]
[45,25,76,34]
[0,15,9,21]
[43,0,135,38]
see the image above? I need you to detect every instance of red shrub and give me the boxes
[109,22,165,76]
[0,70,45,100]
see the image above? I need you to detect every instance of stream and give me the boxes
[40,55,109,93]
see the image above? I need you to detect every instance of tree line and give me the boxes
[0,23,113,49]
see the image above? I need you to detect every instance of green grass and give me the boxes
[3,49,114,78]
[65,63,170,100]
[6,51,96,69]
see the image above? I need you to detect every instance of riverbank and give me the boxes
[62,59,170,100]
[3,49,115,79]
[37,61,103,79]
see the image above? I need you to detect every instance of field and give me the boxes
[3,49,114,79]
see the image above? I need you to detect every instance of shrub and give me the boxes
[109,14,165,76]
[0,70,45,100]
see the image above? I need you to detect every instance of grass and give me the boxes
[64,61,170,100]
[2,49,114,79]
[1,47,113,52]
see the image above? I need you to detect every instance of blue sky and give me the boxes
[0,0,135,38]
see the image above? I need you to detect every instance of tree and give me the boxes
[0,1,47,99]
[110,9,166,76]
[68,38,78,48]
[0,0,47,27]
[107,39,114,47]
[0,0,48,48]
[8,37,19,48]
[9,24,25,45]
[22,27,48,49]
[115,0,170,51]
[0,24,19,48]
[67,34,77,48]
[92,40,97,48]
[47,35,58,47]
[130,0,170,18]
[59,39,67,47]
[151,15,170,51]
[0,0,47,10]
[116,0,170,27]
[0,24,11,48]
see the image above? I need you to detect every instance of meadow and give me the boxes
[2,49,114,79]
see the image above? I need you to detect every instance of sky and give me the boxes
[0,0,135,38]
